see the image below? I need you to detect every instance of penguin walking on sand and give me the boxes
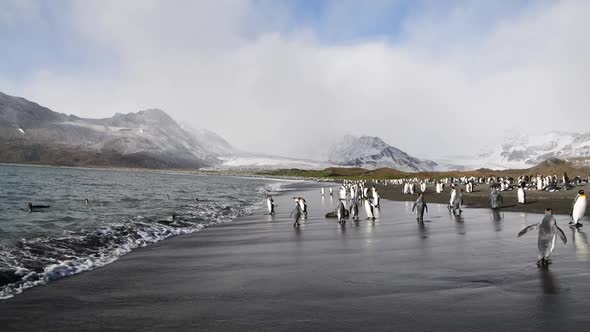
[364,198,376,221]
[337,199,347,225]
[517,185,527,204]
[451,189,464,215]
[570,190,587,228]
[518,208,567,266]
[490,188,503,209]
[448,186,457,210]
[267,195,276,215]
[412,193,428,222]
[290,203,302,228]
[350,199,359,222]
[294,197,307,217]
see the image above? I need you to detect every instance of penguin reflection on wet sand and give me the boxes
[570,190,587,228]
[518,208,567,267]
[412,193,428,222]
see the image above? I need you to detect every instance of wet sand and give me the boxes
[376,183,589,216]
[1,185,589,331]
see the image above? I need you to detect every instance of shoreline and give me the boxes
[2,182,589,331]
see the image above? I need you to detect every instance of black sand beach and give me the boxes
[1,185,589,331]
[376,183,589,216]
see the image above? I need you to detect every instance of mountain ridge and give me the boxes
[327,135,437,172]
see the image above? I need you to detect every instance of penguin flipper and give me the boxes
[517,223,540,237]
[555,225,567,244]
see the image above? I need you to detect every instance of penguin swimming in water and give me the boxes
[26,202,51,212]
[517,185,527,204]
[518,208,567,266]
[412,193,428,222]
[267,195,276,215]
[570,190,587,228]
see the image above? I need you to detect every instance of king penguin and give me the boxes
[517,185,527,204]
[570,190,587,228]
[518,208,567,266]
[412,193,428,222]
[267,195,276,215]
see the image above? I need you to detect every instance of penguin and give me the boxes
[570,190,587,228]
[84,198,89,205]
[420,182,427,193]
[290,203,302,228]
[364,198,375,220]
[490,188,503,209]
[298,197,307,217]
[412,193,428,222]
[350,199,359,222]
[166,194,170,200]
[451,189,463,215]
[267,196,276,215]
[26,202,51,212]
[371,188,380,208]
[337,200,346,224]
[517,185,527,204]
[321,187,325,196]
[518,208,567,266]
[329,187,333,196]
[449,186,457,210]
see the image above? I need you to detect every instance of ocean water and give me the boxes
[0,164,284,299]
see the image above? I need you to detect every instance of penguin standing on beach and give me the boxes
[329,187,333,196]
[570,190,587,228]
[412,193,428,222]
[490,188,503,209]
[517,185,527,204]
[449,186,457,210]
[337,199,347,225]
[290,203,302,228]
[350,199,360,222]
[267,196,276,215]
[294,197,307,217]
[518,208,567,266]
[321,187,325,196]
[364,198,376,220]
[451,189,464,215]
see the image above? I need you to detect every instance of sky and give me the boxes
[1,0,589,160]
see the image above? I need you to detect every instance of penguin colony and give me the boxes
[266,172,588,266]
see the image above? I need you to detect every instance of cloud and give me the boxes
[1,0,589,160]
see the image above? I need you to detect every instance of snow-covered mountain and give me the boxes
[0,91,226,169]
[328,135,438,172]
[478,131,590,168]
